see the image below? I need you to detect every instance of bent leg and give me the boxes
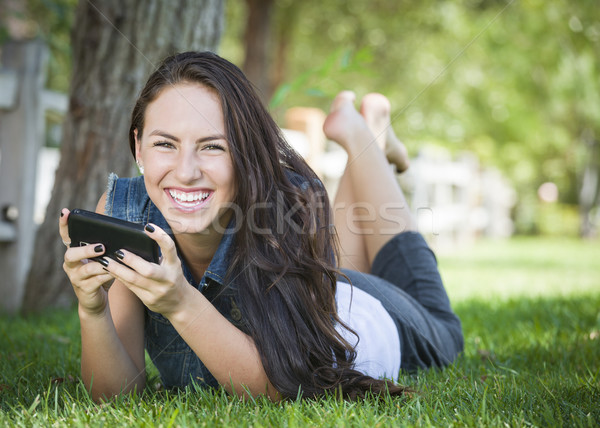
[359,93,410,173]
[325,91,415,270]
[340,232,464,371]
[333,168,370,272]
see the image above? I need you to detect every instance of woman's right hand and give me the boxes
[59,208,114,316]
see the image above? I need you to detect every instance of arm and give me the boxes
[102,225,281,400]
[79,279,146,401]
[168,285,280,400]
[60,194,146,401]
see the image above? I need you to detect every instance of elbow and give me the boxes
[85,377,146,403]
[226,377,283,402]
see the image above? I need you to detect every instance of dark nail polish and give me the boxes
[97,257,109,267]
[145,224,155,233]
[60,211,64,218]
[115,250,125,260]
[94,245,104,253]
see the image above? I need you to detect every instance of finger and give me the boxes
[111,249,161,281]
[59,208,72,247]
[74,266,114,287]
[101,256,166,309]
[143,223,178,265]
[64,257,113,289]
[64,243,106,266]
[102,253,143,285]
[72,275,114,301]
[102,257,161,304]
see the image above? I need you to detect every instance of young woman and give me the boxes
[59,51,463,402]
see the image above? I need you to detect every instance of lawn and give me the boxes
[1,237,599,427]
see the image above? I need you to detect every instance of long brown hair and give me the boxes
[129,51,409,399]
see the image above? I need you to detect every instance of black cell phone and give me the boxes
[68,208,160,264]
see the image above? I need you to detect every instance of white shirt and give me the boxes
[335,281,401,381]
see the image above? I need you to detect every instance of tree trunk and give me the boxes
[271,2,301,103]
[21,0,224,312]
[242,0,275,103]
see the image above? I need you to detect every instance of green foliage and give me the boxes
[220,0,600,233]
[26,0,78,92]
[0,0,78,91]
[1,237,599,426]
[536,203,580,237]
[4,1,598,234]
[269,48,374,109]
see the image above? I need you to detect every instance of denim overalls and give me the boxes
[105,173,247,389]
[105,173,464,389]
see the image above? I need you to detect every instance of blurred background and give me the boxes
[0,0,598,313]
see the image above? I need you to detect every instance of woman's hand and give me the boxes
[59,208,114,316]
[100,223,192,318]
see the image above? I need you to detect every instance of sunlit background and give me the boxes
[1,5,599,423]
[0,0,598,283]
[3,0,598,247]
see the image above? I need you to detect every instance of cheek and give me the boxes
[215,162,236,198]
[207,157,234,182]
[142,163,169,195]
[143,154,171,176]
[143,174,160,198]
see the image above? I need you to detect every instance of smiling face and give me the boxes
[135,83,235,236]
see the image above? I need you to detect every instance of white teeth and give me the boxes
[169,190,210,205]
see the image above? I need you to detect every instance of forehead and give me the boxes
[144,83,224,134]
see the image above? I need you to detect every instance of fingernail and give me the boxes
[94,245,104,253]
[60,210,64,218]
[115,250,125,260]
[145,224,155,233]
[97,257,109,267]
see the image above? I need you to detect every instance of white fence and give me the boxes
[0,39,68,313]
[400,146,515,248]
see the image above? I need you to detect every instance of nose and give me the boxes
[174,148,202,183]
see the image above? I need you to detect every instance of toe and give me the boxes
[330,90,356,112]
[360,93,391,117]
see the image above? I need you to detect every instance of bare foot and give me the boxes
[360,93,410,173]
[322,91,370,152]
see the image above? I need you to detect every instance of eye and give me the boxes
[153,141,175,149]
[203,143,225,151]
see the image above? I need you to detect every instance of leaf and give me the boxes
[269,83,292,109]
[304,88,326,97]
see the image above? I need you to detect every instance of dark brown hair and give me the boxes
[129,51,409,399]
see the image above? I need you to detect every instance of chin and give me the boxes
[168,219,212,235]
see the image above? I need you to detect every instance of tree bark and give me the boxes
[271,1,301,102]
[242,0,275,103]
[22,0,224,312]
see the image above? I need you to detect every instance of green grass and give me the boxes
[1,236,599,427]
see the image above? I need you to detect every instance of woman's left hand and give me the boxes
[103,223,192,317]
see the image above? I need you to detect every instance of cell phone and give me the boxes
[68,208,160,264]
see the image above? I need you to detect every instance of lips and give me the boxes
[167,188,212,210]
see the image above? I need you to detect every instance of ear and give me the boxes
[134,128,142,163]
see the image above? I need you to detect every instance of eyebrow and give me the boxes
[148,130,227,144]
